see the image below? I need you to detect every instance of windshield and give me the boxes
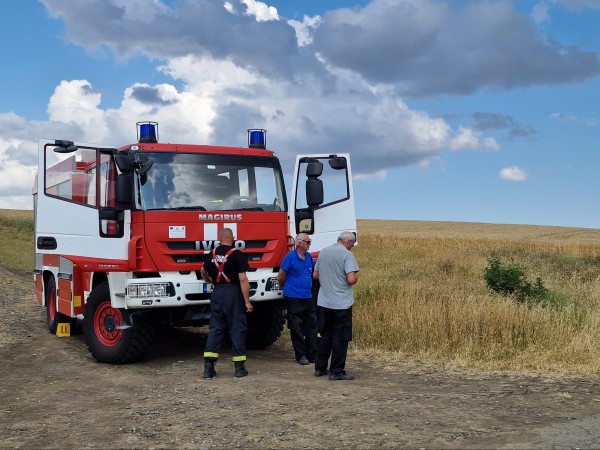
[135,152,287,212]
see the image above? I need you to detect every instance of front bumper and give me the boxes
[123,268,283,309]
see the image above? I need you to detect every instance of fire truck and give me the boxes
[33,122,356,364]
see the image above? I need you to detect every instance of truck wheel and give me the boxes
[83,283,151,364]
[246,301,285,349]
[45,276,73,334]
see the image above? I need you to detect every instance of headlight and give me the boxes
[266,277,281,291]
[127,282,172,298]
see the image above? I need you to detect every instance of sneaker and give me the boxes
[329,371,354,381]
[314,369,328,377]
[298,356,310,365]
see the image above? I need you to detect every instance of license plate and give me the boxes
[203,283,213,293]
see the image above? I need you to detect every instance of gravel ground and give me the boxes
[2,266,600,449]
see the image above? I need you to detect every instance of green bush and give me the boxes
[484,253,559,307]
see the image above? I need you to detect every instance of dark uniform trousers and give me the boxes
[315,306,353,375]
[286,297,318,361]
[204,284,247,361]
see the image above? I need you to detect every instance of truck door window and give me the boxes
[95,153,118,208]
[295,157,350,209]
[45,147,99,207]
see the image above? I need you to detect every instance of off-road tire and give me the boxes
[246,301,285,349]
[83,283,151,364]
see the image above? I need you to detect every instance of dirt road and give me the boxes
[2,267,600,449]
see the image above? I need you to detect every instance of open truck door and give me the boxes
[289,153,357,253]
[35,139,132,269]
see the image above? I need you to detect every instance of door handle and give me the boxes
[37,236,57,250]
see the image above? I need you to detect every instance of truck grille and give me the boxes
[167,240,268,250]
[167,240,269,265]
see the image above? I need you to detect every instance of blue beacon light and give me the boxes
[137,121,159,143]
[248,129,266,149]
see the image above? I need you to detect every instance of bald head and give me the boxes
[219,228,234,245]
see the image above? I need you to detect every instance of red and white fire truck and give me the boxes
[33,122,356,364]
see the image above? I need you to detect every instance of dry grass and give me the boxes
[359,219,600,246]
[352,220,600,375]
[0,209,34,274]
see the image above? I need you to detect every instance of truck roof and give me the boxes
[118,142,274,157]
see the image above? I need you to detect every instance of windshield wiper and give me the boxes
[168,206,207,211]
[231,207,264,211]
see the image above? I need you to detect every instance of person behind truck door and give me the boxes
[312,231,359,381]
[277,233,317,365]
[201,228,253,378]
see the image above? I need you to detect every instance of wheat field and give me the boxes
[3,209,600,375]
[353,220,600,375]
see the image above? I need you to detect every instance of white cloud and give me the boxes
[450,127,499,151]
[240,0,279,21]
[531,2,550,25]
[354,170,388,181]
[483,137,501,150]
[557,0,600,11]
[47,80,107,142]
[548,112,600,126]
[288,15,322,46]
[111,0,174,23]
[500,166,528,181]
[224,2,235,14]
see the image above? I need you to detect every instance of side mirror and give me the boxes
[306,161,323,177]
[306,178,323,207]
[53,140,78,153]
[137,160,154,175]
[114,154,132,173]
[329,157,347,170]
[115,173,133,206]
[305,160,324,207]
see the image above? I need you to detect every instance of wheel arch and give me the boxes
[91,272,108,291]
[42,269,57,308]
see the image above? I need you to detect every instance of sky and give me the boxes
[1,0,600,228]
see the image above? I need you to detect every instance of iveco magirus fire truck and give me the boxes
[33,122,356,364]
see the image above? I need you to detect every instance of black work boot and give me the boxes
[203,358,217,379]
[234,361,248,378]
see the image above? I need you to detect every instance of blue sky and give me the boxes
[1,0,599,228]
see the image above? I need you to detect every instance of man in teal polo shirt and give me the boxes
[277,233,316,365]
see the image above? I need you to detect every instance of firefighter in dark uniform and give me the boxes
[201,228,253,378]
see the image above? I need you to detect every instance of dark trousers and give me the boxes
[204,284,247,361]
[315,306,353,374]
[285,297,318,361]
